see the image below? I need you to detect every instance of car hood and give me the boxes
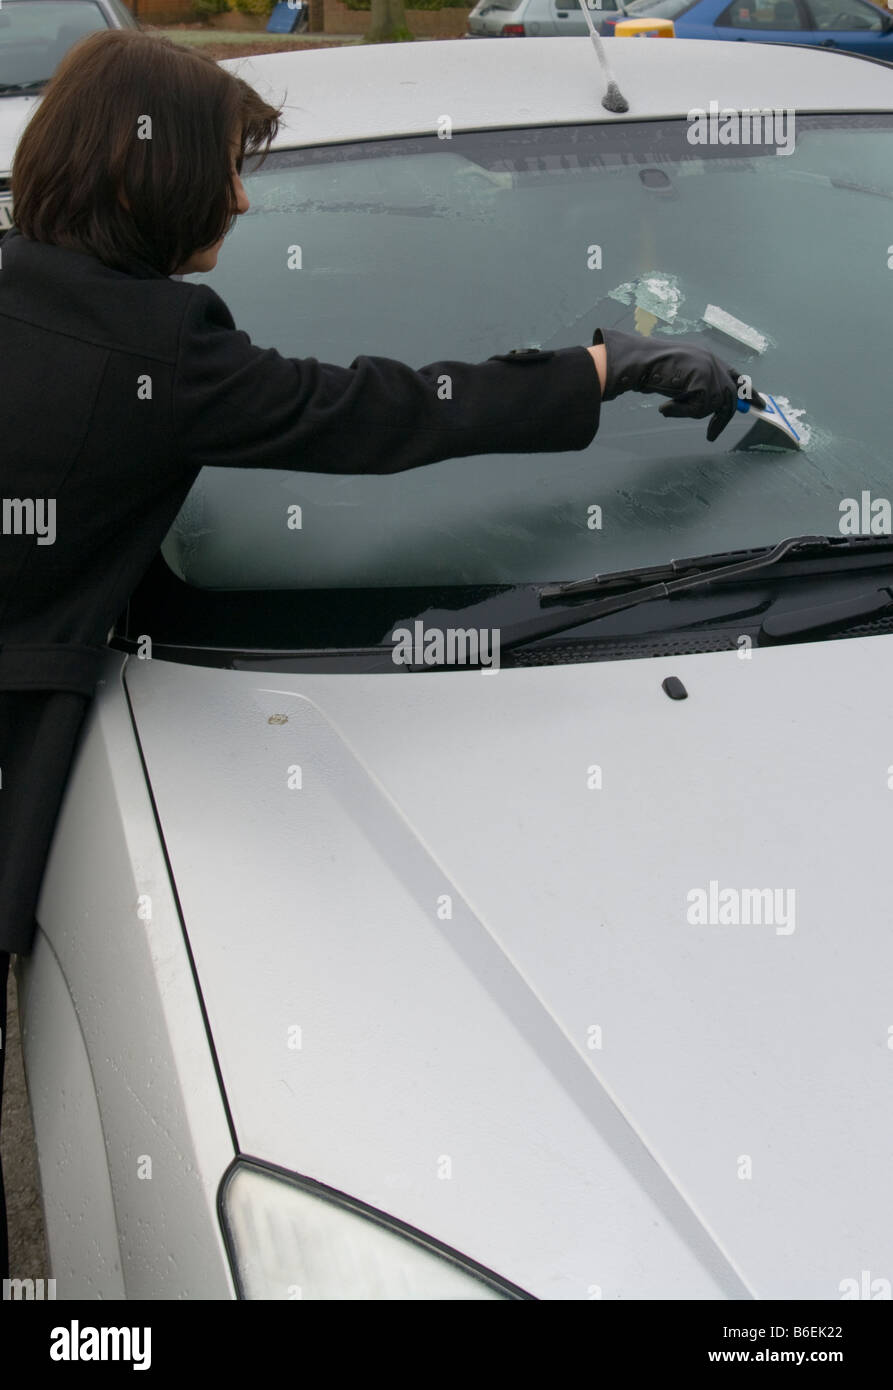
[125,637,893,1299]
[0,93,39,174]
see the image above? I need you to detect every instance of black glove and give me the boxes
[593,327,766,442]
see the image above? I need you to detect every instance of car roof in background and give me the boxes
[220,37,893,150]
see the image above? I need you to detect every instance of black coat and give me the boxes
[0,226,602,955]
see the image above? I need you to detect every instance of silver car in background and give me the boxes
[467,0,624,37]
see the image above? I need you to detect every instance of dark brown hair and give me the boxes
[12,29,281,275]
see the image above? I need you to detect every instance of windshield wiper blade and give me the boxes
[540,533,893,602]
[539,546,766,602]
[0,80,48,94]
[500,534,839,654]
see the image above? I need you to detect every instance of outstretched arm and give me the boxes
[173,285,604,477]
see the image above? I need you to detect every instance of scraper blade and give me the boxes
[733,394,802,451]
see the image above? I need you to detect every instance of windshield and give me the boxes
[156,116,893,647]
[0,0,109,90]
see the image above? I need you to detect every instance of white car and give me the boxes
[15,36,893,1300]
[0,0,137,230]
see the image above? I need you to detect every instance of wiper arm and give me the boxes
[500,534,890,654]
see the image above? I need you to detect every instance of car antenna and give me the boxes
[579,0,630,113]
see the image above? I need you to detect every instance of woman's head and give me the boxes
[11,29,281,276]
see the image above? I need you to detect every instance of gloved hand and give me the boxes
[593,327,766,442]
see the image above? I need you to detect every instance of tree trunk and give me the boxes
[367,0,412,41]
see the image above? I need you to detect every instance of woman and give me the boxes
[0,28,753,1280]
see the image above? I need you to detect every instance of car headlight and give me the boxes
[219,1160,531,1300]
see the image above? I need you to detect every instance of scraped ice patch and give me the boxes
[609,280,637,306]
[653,317,705,337]
[703,304,772,354]
[638,275,684,324]
[608,272,684,324]
[772,395,811,448]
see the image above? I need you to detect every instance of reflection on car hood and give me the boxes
[125,636,893,1298]
[0,93,38,175]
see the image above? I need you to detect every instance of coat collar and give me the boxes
[2,227,172,280]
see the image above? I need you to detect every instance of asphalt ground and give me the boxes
[2,964,50,1287]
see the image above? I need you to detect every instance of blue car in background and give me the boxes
[602,0,893,57]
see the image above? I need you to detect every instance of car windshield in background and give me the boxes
[620,0,698,17]
[0,0,109,90]
[156,116,893,647]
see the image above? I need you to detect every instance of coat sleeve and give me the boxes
[171,283,601,476]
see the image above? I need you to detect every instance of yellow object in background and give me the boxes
[613,16,676,34]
